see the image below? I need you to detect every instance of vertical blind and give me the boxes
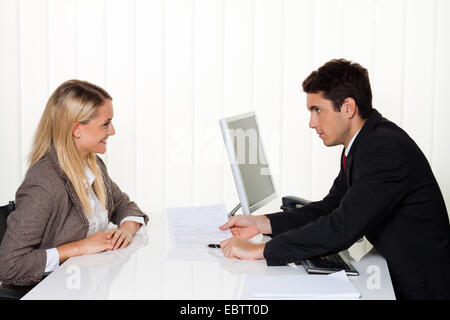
[1,0,449,218]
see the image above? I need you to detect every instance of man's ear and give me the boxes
[342,97,357,119]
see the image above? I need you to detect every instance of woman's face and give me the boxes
[73,99,115,157]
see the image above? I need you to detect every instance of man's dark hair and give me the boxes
[302,59,373,119]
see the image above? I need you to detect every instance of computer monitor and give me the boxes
[219,111,277,216]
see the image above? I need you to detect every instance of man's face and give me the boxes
[306,92,349,147]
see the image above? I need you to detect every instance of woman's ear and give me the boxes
[73,122,81,138]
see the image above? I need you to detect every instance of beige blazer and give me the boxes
[0,147,149,286]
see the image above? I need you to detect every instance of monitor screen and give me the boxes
[220,112,276,214]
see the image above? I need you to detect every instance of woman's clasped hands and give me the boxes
[77,221,140,256]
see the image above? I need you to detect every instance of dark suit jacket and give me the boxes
[263,109,450,300]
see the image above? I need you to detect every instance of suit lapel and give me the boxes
[340,148,350,188]
[345,154,352,187]
[344,109,383,188]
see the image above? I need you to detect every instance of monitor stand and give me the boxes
[228,203,241,217]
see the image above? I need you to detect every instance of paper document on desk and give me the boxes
[245,270,360,300]
[167,203,232,248]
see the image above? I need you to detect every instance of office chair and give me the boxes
[0,201,15,244]
[280,195,311,211]
[0,200,34,300]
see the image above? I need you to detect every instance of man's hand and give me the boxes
[220,237,265,260]
[219,215,272,239]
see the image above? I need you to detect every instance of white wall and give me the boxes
[1,0,449,218]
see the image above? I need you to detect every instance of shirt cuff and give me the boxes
[45,248,60,273]
[119,216,145,226]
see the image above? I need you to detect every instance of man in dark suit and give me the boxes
[219,59,450,300]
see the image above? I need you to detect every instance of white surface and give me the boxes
[22,214,396,300]
[244,270,360,300]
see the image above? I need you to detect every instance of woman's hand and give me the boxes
[77,231,114,255]
[109,221,141,250]
[56,221,141,264]
[57,231,113,264]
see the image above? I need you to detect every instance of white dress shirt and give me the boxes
[345,128,361,157]
[44,166,144,273]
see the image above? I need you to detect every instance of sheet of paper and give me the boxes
[166,203,232,248]
[245,270,360,300]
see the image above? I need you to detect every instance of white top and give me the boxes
[84,166,109,237]
[44,166,144,273]
[344,128,361,157]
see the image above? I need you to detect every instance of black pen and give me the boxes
[207,244,221,248]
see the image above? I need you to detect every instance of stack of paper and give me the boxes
[166,203,232,248]
[245,270,360,300]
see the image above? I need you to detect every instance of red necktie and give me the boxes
[343,154,347,171]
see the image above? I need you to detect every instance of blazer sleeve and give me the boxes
[267,167,348,237]
[264,140,409,266]
[97,157,149,226]
[108,178,149,226]
[0,183,52,285]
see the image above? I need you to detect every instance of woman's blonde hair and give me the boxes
[29,79,112,216]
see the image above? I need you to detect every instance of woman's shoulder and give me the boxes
[95,154,107,168]
[94,155,109,177]
[21,154,66,194]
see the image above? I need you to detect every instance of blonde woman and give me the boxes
[0,80,148,287]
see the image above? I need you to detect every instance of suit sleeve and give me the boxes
[267,167,348,237]
[264,140,409,266]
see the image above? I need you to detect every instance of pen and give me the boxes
[207,244,221,248]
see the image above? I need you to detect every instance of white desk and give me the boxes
[22,214,395,300]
